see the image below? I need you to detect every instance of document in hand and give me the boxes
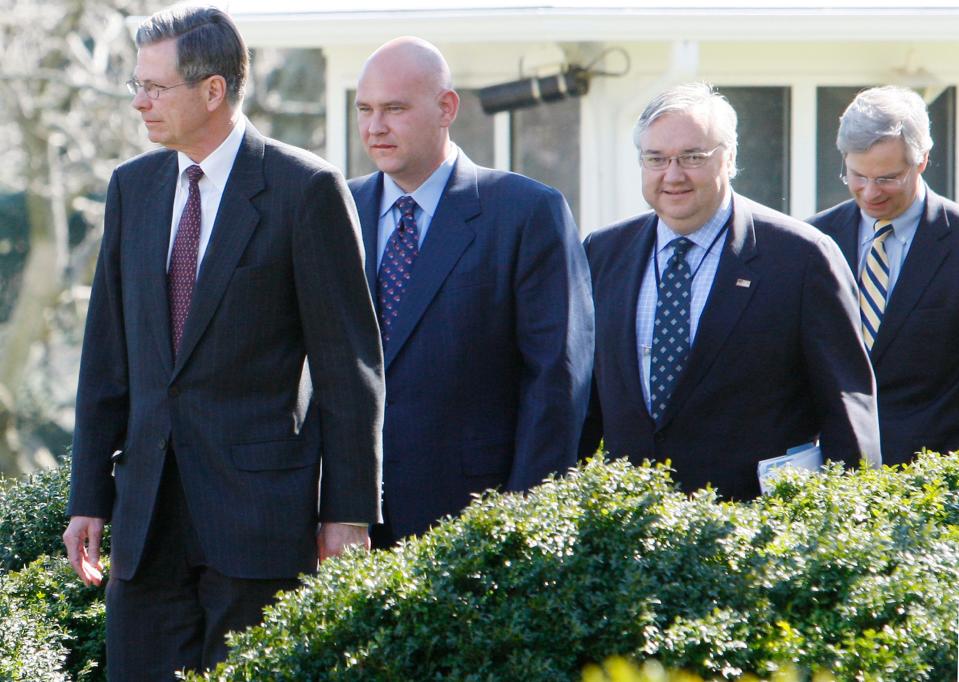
[757,441,823,495]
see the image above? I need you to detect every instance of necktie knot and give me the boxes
[395,196,418,231]
[668,237,693,264]
[873,220,894,242]
[185,164,204,186]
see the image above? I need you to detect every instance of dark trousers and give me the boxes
[105,454,301,681]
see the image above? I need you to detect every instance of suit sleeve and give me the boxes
[507,188,595,491]
[801,235,881,468]
[576,233,603,461]
[68,170,128,520]
[293,167,384,524]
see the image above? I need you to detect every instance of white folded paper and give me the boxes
[757,441,823,494]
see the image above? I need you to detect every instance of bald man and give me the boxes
[349,37,593,547]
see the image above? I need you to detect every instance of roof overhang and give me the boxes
[207,2,959,47]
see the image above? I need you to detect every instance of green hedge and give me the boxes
[196,453,959,681]
[0,461,74,573]
[2,454,958,680]
[0,460,106,681]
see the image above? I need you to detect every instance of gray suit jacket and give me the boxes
[69,124,384,580]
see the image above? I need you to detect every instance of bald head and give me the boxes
[355,36,459,192]
[361,37,453,94]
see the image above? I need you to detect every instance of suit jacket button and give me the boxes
[168,386,180,398]
[654,433,665,444]
[158,438,167,450]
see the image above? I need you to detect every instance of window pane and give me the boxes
[346,89,495,179]
[719,86,791,213]
[510,98,580,223]
[816,86,956,212]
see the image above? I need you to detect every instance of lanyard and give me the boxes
[652,223,728,290]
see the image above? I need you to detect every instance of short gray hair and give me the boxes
[633,82,739,179]
[837,86,933,165]
[136,5,248,105]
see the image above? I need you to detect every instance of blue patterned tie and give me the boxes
[859,220,895,351]
[377,195,420,345]
[649,237,693,420]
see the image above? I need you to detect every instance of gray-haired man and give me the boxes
[810,85,959,465]
[62,5,383,679]
[581,82,880,498]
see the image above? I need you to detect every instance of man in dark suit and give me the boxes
[580,82,880,499]
[349,37,593,547]
[810,86,959,465]
[61,6,383,679]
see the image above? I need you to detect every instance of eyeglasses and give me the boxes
[640,145,724,171]
[839,161,913,190]
[125,77,202,100]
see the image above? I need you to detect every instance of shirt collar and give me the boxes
[176,116,247,191]
[656,190,733,254]
[858,180,927,248]
[379,144,459,219]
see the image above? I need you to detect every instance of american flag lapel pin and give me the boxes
[735,278,751,288]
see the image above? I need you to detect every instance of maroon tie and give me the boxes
[377,195,420,345]
[168,164,204,356]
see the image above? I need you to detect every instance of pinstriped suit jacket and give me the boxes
[68,124,384,580]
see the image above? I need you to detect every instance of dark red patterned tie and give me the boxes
[377,195,420,345]
[168,164,204,356]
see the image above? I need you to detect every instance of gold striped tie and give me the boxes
[859,219,895,351]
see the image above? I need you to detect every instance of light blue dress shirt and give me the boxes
[375,145,458,270]
[636,193,733,410]
[855,182,926,298]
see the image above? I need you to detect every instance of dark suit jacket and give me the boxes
[68,125,384,581]
[349,152,593,540]
[581,193,880,499]
[809,187,959,465]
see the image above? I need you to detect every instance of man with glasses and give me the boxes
[810,85,959,465]
[62,5,384,679]
[580,82,880,499]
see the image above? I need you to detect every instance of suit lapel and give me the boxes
[657,195,759,430]
[606,215,657,421]
[172,126,265,379]
[870,189,953,365]
[382,155,479,369]
[352,174,382,292]
[144,154,179,378]
[830,201,862,276]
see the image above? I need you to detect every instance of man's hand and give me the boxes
[317,522,370,563]
[63,516,106,586]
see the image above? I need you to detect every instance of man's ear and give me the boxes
[205,75,229,112]
[438,89,460,129]
[917,150,930,174]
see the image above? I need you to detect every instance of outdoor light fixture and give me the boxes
[478,66,591,114]
[477,47,630,115]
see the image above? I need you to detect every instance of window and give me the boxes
[510,97,581,221]
[718,86,791,214]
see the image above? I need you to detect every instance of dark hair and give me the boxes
[136,5,248,104]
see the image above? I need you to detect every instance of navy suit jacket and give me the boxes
[581,194,880,499]
[809,188,959,465]
[68,125,384,581]
[349,152,593,540]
